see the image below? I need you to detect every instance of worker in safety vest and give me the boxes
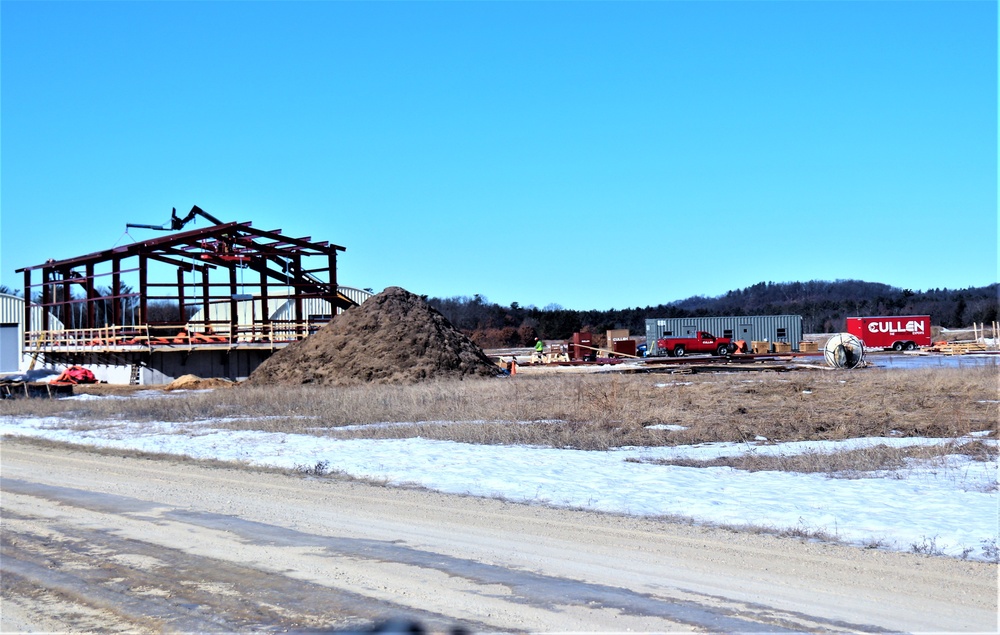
[534,338,544,355]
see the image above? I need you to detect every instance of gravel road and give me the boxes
[2,438,996,633]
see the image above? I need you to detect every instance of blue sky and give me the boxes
[2,1,996,311]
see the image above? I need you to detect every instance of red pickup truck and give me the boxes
[655,331,734,357]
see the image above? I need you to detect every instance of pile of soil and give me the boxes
[164,375,236,391]
[246,286,502,387]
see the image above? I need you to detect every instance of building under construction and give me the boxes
[14,207,370,383]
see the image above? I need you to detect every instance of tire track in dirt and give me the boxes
[3,480,819,632]
[2,507,482,632]
[2,440,996,633]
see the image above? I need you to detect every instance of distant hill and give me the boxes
[428,280,999,345]
[665,280,999,333]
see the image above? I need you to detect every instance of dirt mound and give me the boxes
[164,374,236,391]
[246,286,502,387]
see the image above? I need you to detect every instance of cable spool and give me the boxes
[824,333,866,369]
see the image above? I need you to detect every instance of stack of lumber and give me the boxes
[931,341,988,355]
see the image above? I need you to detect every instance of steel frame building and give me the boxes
[15,220,357,382]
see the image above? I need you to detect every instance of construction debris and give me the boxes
[246,286,502,387]
[0,381,73,399]
[50,366,98,386]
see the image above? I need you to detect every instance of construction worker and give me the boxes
[534,337,545,356]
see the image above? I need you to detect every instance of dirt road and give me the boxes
[2,439,996,633]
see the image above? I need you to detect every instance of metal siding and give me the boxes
[0,325,18,371]
[0,293,66,369]
[188,287,374,328]
[0,294,22,325]
[188,298,288,325]
[645,315,803,354]
[338,286,375,306]
[270,298,334,322]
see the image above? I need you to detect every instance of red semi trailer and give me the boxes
[846,315,932,351]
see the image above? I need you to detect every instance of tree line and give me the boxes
[4,279,997,348]
[426,280,1000,348]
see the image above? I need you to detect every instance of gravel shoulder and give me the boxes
[2,438,996,633]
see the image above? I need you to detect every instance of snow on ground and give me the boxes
[1,396,997,562]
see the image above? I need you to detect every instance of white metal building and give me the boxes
[0,293,65,373]
[645,315,803,355]
[186,286,374,330]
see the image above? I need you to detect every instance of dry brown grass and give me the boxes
[2,366,997,451]
[627,440,998,478]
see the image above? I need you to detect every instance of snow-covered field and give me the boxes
[2,388,996,562]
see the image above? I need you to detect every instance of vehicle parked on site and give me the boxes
[845,315,932,351]
[655,331,734,357]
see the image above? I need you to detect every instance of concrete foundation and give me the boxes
[141,349,273,385]
[24,348,278,386]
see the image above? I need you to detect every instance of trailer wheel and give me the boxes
[904,341,916,351]
[892,342,904,352]
[716,344,730,356]
[673,345,686,357]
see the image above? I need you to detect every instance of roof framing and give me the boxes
[17,220,355,344]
